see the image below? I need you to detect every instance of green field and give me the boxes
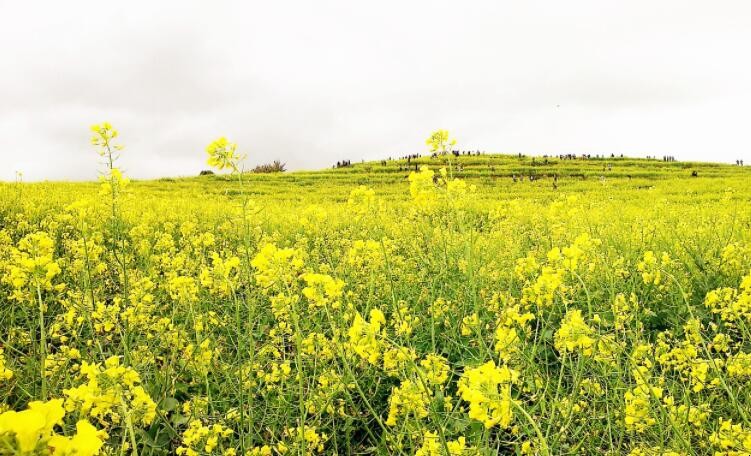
[1,143,751,455]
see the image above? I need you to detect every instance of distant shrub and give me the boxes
[199,170,215,176]
[252,160,287,174]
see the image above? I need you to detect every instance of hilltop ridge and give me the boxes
[190,152,749,185]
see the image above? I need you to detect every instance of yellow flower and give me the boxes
[457,361,519,428]
[347,185,376,212]
[704,271,751,324]
[726,352,751,378]
[521,266,564,308]
[425,129,456,154]
[385,378,431,426]
[279,425,326,454]
[206,136,245,172]
[460,313,480,336]
[420,354,450,386]
[554,309,595,356]
[177,419,233,455]
[347,309,387,365]
[49,420,107,456]
[90,122,118,148]
[0,348,13,381]
[624,367,662,432]
[246,445,273,455]
[301,272,345,309]
[409,166,437,205]
[64,357,156,427]
[415,431,441,456]
[0,398,65,452]
[709,418,751,453]
[636,251,670,287]
[383,346,417,377]
[494,305,534,361]
[612,293,639,330]
[3,231,62,302]
[251,243,305,292]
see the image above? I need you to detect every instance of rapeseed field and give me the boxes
[1,125,751,455]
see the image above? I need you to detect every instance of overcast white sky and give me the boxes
[1,1,750,181]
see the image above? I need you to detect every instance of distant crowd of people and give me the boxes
[396,164,420,172]
[378,151,484,164]
[337,152,747,176]
[555,153,625,160]
[446,150,484,157]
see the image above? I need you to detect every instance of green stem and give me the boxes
[511,399,550,456]
[120,397,139,456]
[36,283,47,400]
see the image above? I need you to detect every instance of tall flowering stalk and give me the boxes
[205,136,256,448]
[90,123,129,297]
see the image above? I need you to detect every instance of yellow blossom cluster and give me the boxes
[0,399,105,455]
[457,361,519,428]
[63,356,156,427]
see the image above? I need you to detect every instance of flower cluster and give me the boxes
[64,356,157,427]
[457,361,519,428]
[0,399,106,455]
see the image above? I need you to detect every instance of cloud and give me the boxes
[1,0,750,181]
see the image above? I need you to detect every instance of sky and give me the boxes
[1,1,750,181]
